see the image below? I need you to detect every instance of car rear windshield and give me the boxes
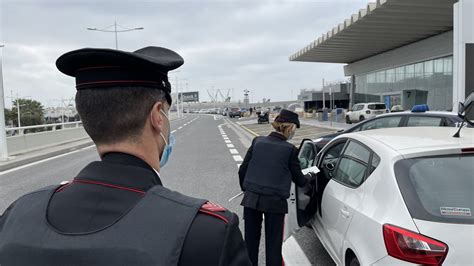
[368,104,386,110]
[231,108,239,111]
[394,154,474,224]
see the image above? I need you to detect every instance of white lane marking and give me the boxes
[233,155,243,162]
[171,130,177,134]
[222,135,228,138]
[223,137,229,140]
[0,145,96,175]
[178,127,183,130]
[282,236,312,266]
[227,144,235,148]
[237,164,241,168]
[229,149,239,154]
[225,140,232,144]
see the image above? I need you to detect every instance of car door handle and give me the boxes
[340,209,350,218]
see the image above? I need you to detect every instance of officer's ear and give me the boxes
[149,101,166,132]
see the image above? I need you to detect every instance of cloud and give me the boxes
[1,0,369,107]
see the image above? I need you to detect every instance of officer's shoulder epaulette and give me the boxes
[198,201,232,224]
[55,181,72,193]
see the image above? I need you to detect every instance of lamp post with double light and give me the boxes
[87,21,144,50]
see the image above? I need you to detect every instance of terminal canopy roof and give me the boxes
[290,0,456,64]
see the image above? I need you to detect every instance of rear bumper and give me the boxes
[371,256,412,265]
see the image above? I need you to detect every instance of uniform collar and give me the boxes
[269,132,287,141]
[74,152,162,192]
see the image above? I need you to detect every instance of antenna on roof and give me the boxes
[453,92,474,138]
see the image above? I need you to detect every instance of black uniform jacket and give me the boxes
[0,152,251,266]
[238,132,308,214]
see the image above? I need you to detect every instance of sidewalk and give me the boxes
[0,114,188,172]
[299,118,351,131]
[0,138,94,172]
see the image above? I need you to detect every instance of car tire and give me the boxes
[348,256,360,266]
[346,116,351,124]
[359,116,365,121]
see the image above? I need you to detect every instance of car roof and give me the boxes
[375,111,458,118]
[355,102,384,105]
[346,127,474,154]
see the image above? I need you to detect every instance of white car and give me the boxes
[346,103,388,124]
[286,127,474,265]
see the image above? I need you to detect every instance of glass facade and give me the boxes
[355,56,453,111]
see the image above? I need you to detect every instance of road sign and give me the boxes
[179,91,199,102]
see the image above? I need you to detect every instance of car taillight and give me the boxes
[366,110,371,114]
[383,224,448,265]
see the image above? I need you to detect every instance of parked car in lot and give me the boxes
[286,127,474,265]
[346,103,388,123]
[228,107,242,118]
[314,110,464,150]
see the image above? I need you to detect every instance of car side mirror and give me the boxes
[463,101,474,127]
[454,92,474,137]
[457,92,474,126]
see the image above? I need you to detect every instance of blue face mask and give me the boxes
[159,110,175,168]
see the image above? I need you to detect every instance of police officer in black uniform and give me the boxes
[238,109,315,266]
[0,47,251,266]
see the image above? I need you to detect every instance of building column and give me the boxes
[453,0,474,112]
[350,75,355,108]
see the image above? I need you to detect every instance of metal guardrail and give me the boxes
[6,121,83,136]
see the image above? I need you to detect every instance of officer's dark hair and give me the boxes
[75,86,167,145]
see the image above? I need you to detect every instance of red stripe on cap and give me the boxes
[73,179,145,194]
[76,80,164,87]
[77,65,121,71]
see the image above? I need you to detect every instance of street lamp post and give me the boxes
[0,44,8,160]
[87,21,144,50]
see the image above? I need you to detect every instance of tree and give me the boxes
[10,98,44,132]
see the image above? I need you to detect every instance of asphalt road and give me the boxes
[0,114,335,265]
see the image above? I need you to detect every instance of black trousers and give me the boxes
[244,207,285,266]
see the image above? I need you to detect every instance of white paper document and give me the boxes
[301,166,320,175]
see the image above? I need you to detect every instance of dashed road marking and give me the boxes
[233,155,243,162]
[169,117,198,135]
[219,124,245,167]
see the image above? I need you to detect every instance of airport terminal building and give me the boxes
[291,0,473,112]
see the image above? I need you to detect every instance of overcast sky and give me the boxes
[1,0,369,108]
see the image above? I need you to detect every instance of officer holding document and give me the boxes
[238,109,316,266]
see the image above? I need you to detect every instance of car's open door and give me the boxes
[284,139,319,240]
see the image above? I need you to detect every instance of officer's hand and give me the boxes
[303,183,313,197]
[307,172,317,182]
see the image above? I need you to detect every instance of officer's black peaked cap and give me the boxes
[56,46,184,105]
[275,109,300,128]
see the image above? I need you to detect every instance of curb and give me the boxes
[239,124,260,137]
[300,121,347,131]
[0,141,94,172]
